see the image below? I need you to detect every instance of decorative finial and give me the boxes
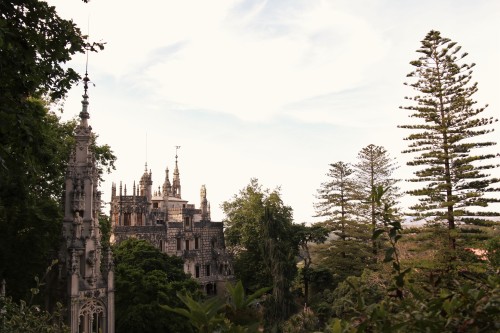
[175,146,181,161]
[79,42,94,124]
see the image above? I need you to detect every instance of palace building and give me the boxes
[110,155,233,295]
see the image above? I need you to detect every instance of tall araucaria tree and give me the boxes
[314,162,372,286]
[354,144,399,254]
[315,162,360,245]
[399,30,499,250]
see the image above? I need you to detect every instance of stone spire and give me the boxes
[200,185,209,221]
[172,146,181,198]
[59,71,115,333]
[78,72,90,127]
[162,167,171,197]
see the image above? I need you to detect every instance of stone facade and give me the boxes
[110,156,233,295]
[59,75,115,333]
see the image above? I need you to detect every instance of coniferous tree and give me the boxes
[315,162,359,242]
[314,162,372,286]
[354,144,399,254]
[399,30,499,250]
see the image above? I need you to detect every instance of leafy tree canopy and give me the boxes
[113,238,200,333]
[222,179,301,330]
[222,178,295,291]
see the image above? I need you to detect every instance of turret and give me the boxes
[172,147,181,198]
[139,163,153,202]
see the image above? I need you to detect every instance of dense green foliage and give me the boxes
[222,179,296,292]
[0,296,68,333]
[164,280,270,333]
[0,265,69,333]
[325,190,500,333]
[399,30,499,249]
[0,104,72,300]
[113,238,200,333]
[261,206,297,326]
[222,179,302,330]
[223,179,270,290]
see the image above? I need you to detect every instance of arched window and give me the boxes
[78,300,105,333]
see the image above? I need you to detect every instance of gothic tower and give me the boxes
[59,74,115,333]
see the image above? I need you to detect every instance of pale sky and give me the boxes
[49,0,500,223]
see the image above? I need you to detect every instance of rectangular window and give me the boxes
[185,240,190,251]
[195,265,200,278]
[124,213,131,226]
[136,213,142,226]
[80,254,85,277]
[184,216,190,227]
[195,237,199,250]
[176,238,181,251]
[153,202,158,208]
[205,264,210,277]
